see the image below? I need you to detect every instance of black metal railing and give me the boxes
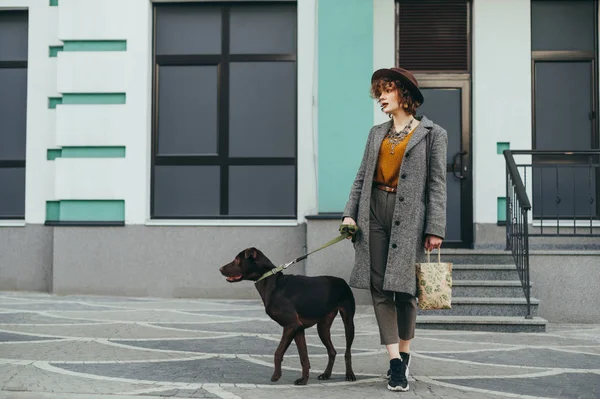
[503,150,600,319]
[504,150,533,319]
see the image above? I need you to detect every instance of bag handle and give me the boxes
[426,249,441,264]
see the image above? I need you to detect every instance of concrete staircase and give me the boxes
[416,250,548,332]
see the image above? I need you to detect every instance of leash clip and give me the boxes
[281,260,295,270]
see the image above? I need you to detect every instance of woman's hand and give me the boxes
[342,217,357,239]
[424,235,443,251]
[342,217,356,226]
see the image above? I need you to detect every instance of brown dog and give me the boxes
[219,247,357,385]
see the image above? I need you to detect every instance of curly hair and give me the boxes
[370,78,420,116]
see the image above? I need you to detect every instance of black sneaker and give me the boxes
[387,358,409,392]
[387,352,410,380]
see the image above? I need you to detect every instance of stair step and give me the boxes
[435,250,514,265]
[452,264,519,281]
[416,315,547,333]
[452,280,528,297]
[417,297,539,317]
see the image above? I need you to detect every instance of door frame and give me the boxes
[531,54,600,220]
[415,74,474,248]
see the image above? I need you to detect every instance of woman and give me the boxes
[341,67,447,392]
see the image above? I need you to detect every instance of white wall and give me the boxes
[472,0,532,224]
[296,0,318,222]
[55,0,152,225]
[372,0,395,126]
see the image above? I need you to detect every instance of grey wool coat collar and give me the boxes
[342,115,448,295]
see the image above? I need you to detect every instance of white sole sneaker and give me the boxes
[387,382,409,392]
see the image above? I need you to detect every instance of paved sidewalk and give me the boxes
[0,292,598,399]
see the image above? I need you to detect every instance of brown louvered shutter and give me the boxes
[397,0,469,72]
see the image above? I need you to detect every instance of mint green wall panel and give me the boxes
[498,197,507,223]
[60,147,126,158]
[318,0,374,213]
[48,97,62,109]
[45,200,125,222]
[49,46,63,57]
[62,93,126,105]
[497,142,510,155]
[59,200,125,222]
[47,149,62,160]
[63,41,127,52]
[46,201,60,221]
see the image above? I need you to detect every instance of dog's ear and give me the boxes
[244,247,258,260]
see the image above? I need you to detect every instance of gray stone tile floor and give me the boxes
[0,292,598,399]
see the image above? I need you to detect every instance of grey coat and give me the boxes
[342,116,448,295]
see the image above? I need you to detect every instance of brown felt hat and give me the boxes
[371,67,424,105]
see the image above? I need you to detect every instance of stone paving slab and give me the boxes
[99,301,266,312]
[0,332,54,342]
[0,302,117,311]
[0,312,104,325]
[420,331,600,347]
[408,336,511,352]
[39,310,245,324]
[153,320,286,335]
[432,347,600,369]
[0,294,155,302]
[0,291,599,399]
[0,364,156,395]
[443,372,600,399]
[0,340,207,361]
[54,357,368,386]
[113,335,341,356]
[223,381,513,399]
[0,323,218,339]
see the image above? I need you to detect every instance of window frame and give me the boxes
[0,9,28,220]
[150,2,298,220]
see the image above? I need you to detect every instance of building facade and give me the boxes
[1,0,598,311]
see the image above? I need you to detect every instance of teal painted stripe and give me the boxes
[63,40,127,52]
[62,93,126,105]
[497,142,510,155]
[318,0,373,213]
[47,149,62,160]
[46,201,60,222]
[498,197,507,223]
[47,147,126,160]
[49,46,63,57]
[49,0,58,6]
[48,97,63,109]
[45,200,125,222]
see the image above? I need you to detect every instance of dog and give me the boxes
[219,247,357,385]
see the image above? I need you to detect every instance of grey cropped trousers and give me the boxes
[369,187,418,345]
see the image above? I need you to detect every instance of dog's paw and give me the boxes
[346,372,356,382]
[318,373,331,380]
[294,377,308,385]
[271,373,281,382]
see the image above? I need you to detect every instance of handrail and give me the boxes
[503,149,532,319]
[503,150,531,210]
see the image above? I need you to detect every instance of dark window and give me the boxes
[0,11,28,219]
[396,0,469,72]
[151,3,297,219]
[532,0,595,52]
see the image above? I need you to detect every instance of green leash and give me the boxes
[255,224,359,283]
